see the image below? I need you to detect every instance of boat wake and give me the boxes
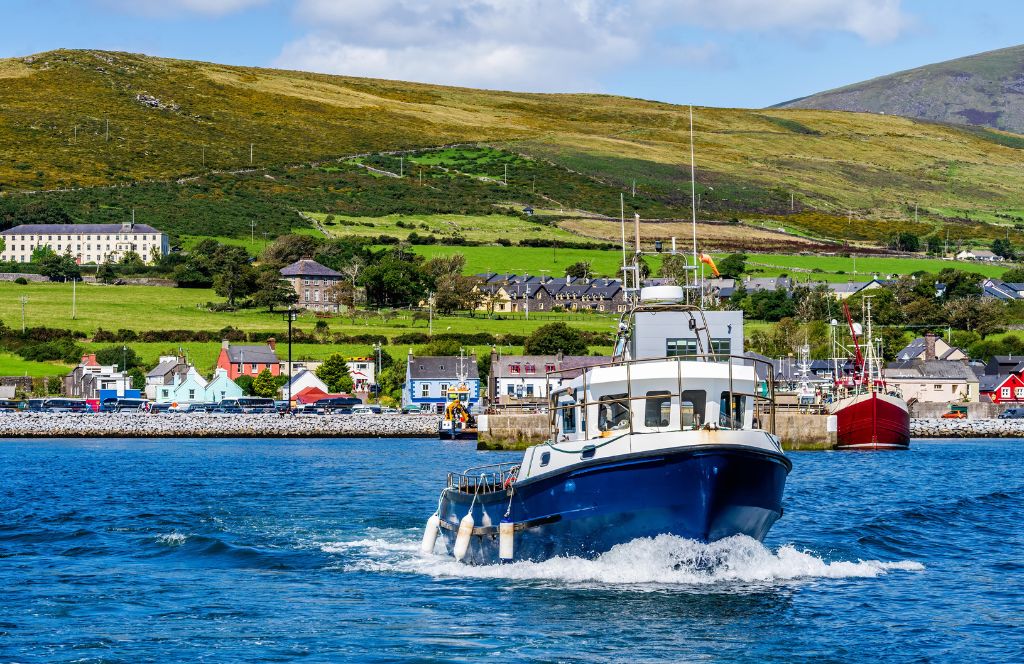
[322,529,923,589]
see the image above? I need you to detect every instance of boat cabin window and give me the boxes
[681,389,706,428]
[560,399,577,434]
[598,393,630,431]
[719,392,747,428]
[644,391,672,427]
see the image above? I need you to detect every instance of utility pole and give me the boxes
[283,308,297,412]
[19,295,28,333]
[791,192,795,211]
[71,277,76,320]
[400,156,404,177]
[73,125,77,144]
[250,143,254,166]
[202,146,206,168]
[250,220,256,244]
[632,179,636,198]
[504,163,508,186]
[428,292,433,336]
[262,231,269,250]
[419,168,423,186]
[105,118,109,142]
[914,202,918,224]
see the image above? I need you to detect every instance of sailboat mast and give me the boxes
[689,106,698,277]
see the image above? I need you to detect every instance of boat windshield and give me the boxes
[598,394,630,431]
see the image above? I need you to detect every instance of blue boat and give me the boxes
[421,283,791,565]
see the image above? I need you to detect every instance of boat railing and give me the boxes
[546,353,776,440]
[447,462,520,495]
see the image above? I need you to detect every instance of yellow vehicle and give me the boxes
[439,384,477,440]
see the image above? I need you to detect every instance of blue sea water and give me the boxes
[1,437,1022,663]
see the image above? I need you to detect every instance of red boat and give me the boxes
[828,301,911,450]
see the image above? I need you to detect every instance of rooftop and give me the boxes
[280,259,342,278]
[2,223,161,235]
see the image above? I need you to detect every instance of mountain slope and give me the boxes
[3,49,1024,248]
[777,44,1024,134]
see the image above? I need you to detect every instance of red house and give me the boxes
[216,339,281,381]
[980,372,1024,403]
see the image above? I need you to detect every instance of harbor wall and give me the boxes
[773,412,836,450]
[0,413,440,438]
[911,418,1024,438]
[909,402,1005,419]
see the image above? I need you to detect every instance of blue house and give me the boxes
[403,352,481,413]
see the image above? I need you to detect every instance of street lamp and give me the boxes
[283,308,298,411]
[373,341,382,399]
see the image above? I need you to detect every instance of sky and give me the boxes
[1,0,1022,108]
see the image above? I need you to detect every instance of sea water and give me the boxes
[1,437,1020,662]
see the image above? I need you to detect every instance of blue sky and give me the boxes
[1,1,1021,108]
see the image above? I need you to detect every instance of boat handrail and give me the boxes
[447,462,520,495]
[546,353,776,440]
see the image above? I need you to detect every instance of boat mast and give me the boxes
[689,105,699,306]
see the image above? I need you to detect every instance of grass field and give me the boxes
[309,212,597,245]
[403,245,1015,281]
[178,228,323,255]
[0,352,70,377]
[0,281,620,338]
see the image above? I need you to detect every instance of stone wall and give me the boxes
[0,273,46,282]
[909,402,1005,419]
[0,413,440,438]
[478,413,549,450]
[911,418,1024,438]
[772,412,836,450]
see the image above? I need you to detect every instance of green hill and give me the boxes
[3,49,1024,249]
[777,44,1024,135]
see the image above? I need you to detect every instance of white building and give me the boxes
[0,221,169,265]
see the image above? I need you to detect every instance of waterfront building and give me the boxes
[204,368,244,403]
[487,352,610,408]
[403,352,480,413]
[0,221,168,265]
[279,259,344,313]
[883,361,980,404]
[894,334,967,363]
[980,370,1024,404]
[281,369,329,401]
[63,354,132,399]
[155,366,208,404]
[144,355,190,400]
[216,339,281,380]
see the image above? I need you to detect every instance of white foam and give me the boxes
[155,532,188,546]
[323,530,923,588]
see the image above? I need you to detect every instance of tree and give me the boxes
[658,254,690,285]
[424,254,479,313]
[1002,267,1024,283]
[251,368,279,398]
[565,261,591,279]
[926,235,943,255]
[743,289,795,322]
[46,376,62,395]
[889,232,920,253]
[524,322,588,355]
[992,238,1016,260]
[361,247,431,307]
[251,268,297,312]
[717,253,748,279]
[316,354,354,393]
[936,268,983,301]
[97,261,119,284]
[118,251,145,267]
[94,346,141,370]
[617,256,650,283]
[39,252,81,282]
[235,375,255,395]
[262,234,322,265]
[213,262,258,307]
[793,283,834,323]
[31,245,57,263]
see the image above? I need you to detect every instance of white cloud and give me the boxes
[99,0,269,17]
[272,0,913,90]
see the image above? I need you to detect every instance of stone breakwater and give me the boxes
[0,413,441,438]
[912,418,1024,438]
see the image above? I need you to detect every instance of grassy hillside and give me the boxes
[777,44,1024,135]
[2,49,1024,251]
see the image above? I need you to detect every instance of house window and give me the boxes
[526,384,534,397]
[509,365,520,374]
[1016,387,1024,399]
[162,389,169,398]
[440,383,448,395]
[934,384,942,390]
[507,384,515,396]
[544,364,556,373]
[524,364,536,374]
[236,363,243,372]
[420,384,430,398]
[251,363,258,373]
[1002,387,1011,398]
[188,389,195,400]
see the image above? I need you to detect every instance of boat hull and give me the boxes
[438,427,478,441]
[832,391,910,450]
[437,445,790,565]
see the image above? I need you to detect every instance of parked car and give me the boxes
[113,398,149,412]
[351,404,382,415]
[26,399,46,412]
[941,410,968,419]
[998,408,1024,419]
[41,398,90,413]
[215,397,276,414]
[149,402,176,413]
[189,402,220,413]
[0,399,24,412]
[317,396,362,414]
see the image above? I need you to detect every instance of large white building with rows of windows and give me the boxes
[0,222,169,265]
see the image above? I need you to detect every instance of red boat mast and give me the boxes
[842,301,865,375]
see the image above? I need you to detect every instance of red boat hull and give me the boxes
[832,392,910,450]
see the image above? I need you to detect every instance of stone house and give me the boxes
[279,259,345,313]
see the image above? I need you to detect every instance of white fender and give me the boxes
[453,512,475,561]
[480,510,493,528]
[499,519,514,561]
[419,513,440,555]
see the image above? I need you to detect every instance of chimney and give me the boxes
[222,339,230,350]
[924,333,937,362]
[566,275,572,285]
[267,337,277,351]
